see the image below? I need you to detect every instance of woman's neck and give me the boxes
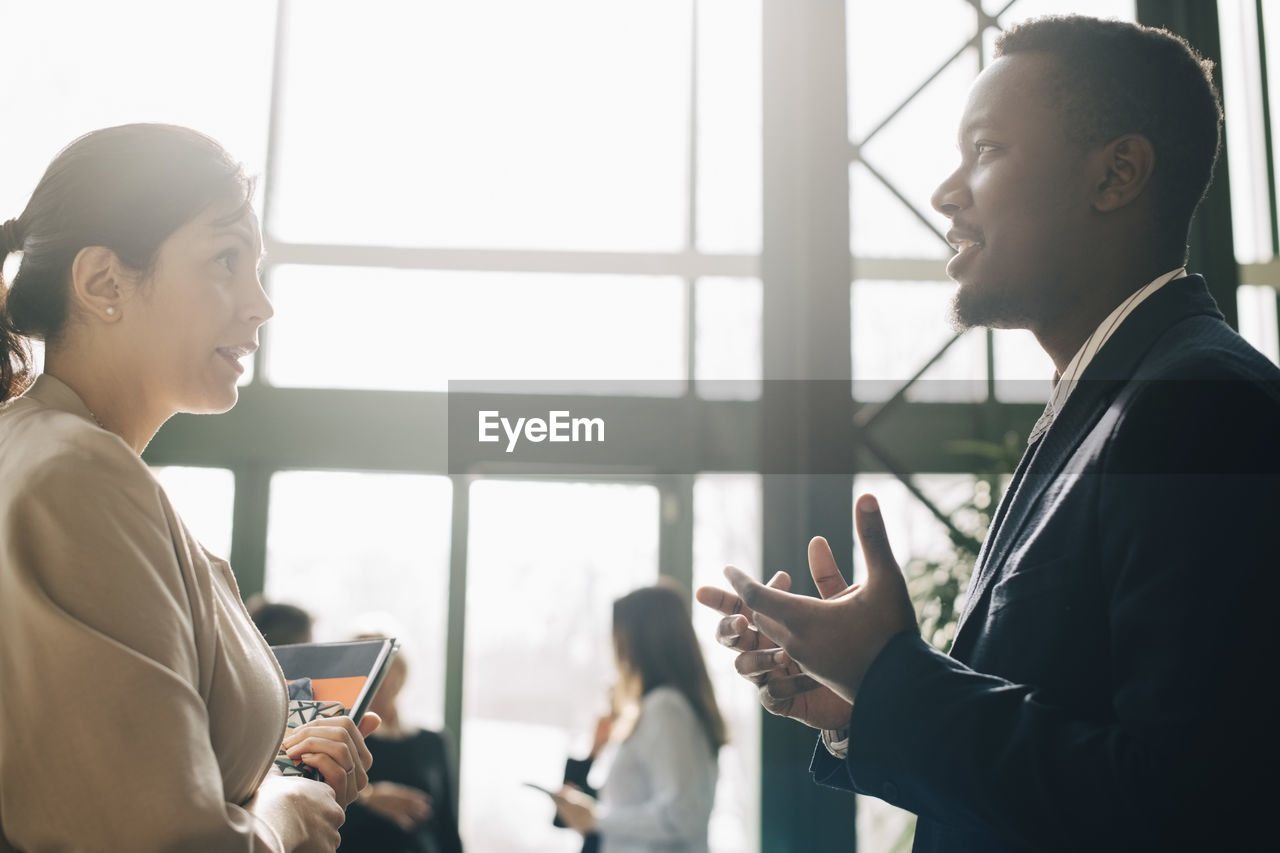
[44,353,166,454]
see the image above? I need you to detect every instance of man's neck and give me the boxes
[1034,254,1181,373]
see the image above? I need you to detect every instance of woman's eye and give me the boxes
[975,142,997,155]
[215,250,237,272]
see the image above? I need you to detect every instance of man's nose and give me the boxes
[931,166,967,218]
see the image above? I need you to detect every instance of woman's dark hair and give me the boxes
[612,581,728,753]
[0,123,253,402]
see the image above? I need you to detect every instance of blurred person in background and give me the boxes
[247,595,315,646]
[552,582,725,853]
[340,629,464,853]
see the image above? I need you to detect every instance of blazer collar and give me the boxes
[950,275,1223,657]
[20,373,99,426]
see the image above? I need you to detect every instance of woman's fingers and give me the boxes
[285,715,373,772]
[283,716,373,805]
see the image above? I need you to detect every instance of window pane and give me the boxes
[0,0,274,218]
[992,329,1054,403]
[697,0,763,254]
[693,474,762,853]
[850,163,950,260]
[1263,0,1280,259]
[265,471,452,729]
[151,466,235,559]
[998,0,1134,27]
[1219,0,1273,263]
[460,479,659,853]
[846,1,974,143]
[1237,284,1280,366]
[267,267,687,392]
[273,0,691,251]
[852,280,986,402]
[696,277,762,399]
[854,48,976,260]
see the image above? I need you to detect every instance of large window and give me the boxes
[8,2,1276,850]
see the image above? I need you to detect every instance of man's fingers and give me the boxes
[715,613,766,650]
[763,671,825,701]
[734,648,790,679]
[695,584,746,618]
[723,565,800,623]
[807,536,849,600]
[750,609,793,648]
[855,493,900,581]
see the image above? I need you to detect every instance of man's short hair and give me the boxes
[996,15,1223,255]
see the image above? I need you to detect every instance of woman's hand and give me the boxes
[551,784,598,835]
[281,712,381,807]
[589,711,615,759]
[249,772,344,853]
[360,781,433,831]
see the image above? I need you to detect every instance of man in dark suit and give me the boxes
[698,15,1280,851]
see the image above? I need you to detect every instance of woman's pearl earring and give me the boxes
[105,307,116,316]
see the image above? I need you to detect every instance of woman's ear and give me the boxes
[69,246,125,322]
[1092,133,1156,213]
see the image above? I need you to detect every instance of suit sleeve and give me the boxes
[0,434,285,852]
[820,375,1280,851]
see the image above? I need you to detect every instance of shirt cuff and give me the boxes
[821,727,851,759]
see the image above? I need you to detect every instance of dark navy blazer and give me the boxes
[811,276,1280,851]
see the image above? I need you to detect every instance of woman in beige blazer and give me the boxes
[0,124,378,852]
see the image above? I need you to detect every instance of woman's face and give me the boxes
[120,200,272,416]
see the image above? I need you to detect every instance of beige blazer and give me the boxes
[0,375,288,851]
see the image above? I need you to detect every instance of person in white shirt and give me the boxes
[553,582,726,853]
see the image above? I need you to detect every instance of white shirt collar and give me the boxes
[1027,267,1186,445]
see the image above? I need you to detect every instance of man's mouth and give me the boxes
[946,229,984,254]
[945,229,984,279]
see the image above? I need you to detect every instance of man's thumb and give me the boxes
[855,494,899,580]
[807,536,850,599]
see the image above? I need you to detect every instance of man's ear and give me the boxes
[1092,133,1155,213]
[69,246,126,322]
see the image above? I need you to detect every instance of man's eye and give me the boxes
[975,142,997,155]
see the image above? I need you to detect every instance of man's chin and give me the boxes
[949,283,1032,332]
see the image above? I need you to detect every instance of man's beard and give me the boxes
[948,280,1038,333]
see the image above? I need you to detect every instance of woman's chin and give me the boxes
[183,387,240,415]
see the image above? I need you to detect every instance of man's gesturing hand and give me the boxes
[696,565,853,730]
[724,495,918,706]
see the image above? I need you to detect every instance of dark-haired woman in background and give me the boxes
[340,639,465,853]
[0,124,377,851]
[553,583,725,853]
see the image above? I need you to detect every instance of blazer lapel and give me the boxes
[949,275,1224,659]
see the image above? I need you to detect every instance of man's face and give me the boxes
[931,52,1094,331]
